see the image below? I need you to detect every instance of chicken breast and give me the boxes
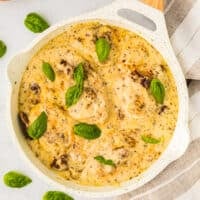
[18,21,178,186]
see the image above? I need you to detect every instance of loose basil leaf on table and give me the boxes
[150,78,165,104]
[3,171,32,188]
[94,156,116,167]
[95,38,111,62]
[24,12,49,33]
[141,135,160,144]
[42,62,55,81]
[73,123,101,140]
[0,40,7,58]
[27,111,47,139]
[65,63,84,107]
[43,191,74,200]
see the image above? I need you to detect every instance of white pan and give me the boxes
[7,0,190,198]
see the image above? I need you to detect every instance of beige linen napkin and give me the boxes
[114,0,200,199]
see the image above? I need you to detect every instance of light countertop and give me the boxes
[0,0,198,199]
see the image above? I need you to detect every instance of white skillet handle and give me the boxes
[99,0,168,41]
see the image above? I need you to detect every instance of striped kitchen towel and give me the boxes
[114,0,200,199]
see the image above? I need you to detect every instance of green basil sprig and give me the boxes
[3,171,32,188]
[0,40,7,58]
[43,191,74,200]
[65,85,83,107]
[73,63,84,83]
[42,62,55,81]
[95,38,111,62]
[73,123,101,140]
[141,135,160,144]
[27,111,47,139]
[24,12,49,33]
[150,78,165,104]
[65,63,84,107]
[94,156,116,167]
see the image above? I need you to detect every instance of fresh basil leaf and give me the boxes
[95,38,111,62]
[65,84,83,107]
[43,191,74,200]
[73,123,101,140]
[94,156,116,167]
[141,135,160,144]
[42,62,55,81]
[73,63,84,84]
[150,78,165,104]
[65,63,84,107]
[27,111,47,139]
[3,171,32,188]
[24,12,49,33]
[0,40,7,58]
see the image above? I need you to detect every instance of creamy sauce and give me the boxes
[18,21,178,186]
